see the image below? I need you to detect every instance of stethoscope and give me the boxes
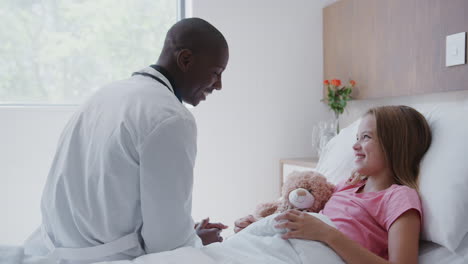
[132,70,182,103]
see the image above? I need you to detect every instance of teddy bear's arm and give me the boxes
[253,202,280,220]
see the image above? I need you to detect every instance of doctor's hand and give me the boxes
[195,217,228,245]
[234,214,256,233]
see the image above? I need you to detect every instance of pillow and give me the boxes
[418,100,468,252]
[316,100,468,252]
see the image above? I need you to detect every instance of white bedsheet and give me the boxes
[3,214,468,264]
[98,213,344,264]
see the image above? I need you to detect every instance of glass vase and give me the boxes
[334,112,340,135]
[313,120,338,158]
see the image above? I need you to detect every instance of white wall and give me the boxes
[1,0,330,244]
[1,107,76,244]
[189,0,329,236]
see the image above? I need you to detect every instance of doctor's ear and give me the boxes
[176,49,194,72]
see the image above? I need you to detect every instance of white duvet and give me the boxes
[99,213,344,264]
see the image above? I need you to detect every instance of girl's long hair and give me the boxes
[348,105,432,190]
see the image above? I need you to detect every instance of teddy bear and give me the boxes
[253,170,335,220]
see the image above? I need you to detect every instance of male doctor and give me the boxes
[24,17,229,263]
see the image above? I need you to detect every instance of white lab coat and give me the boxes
[24,67,202,263]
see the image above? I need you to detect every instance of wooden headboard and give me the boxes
[323,0,468,99]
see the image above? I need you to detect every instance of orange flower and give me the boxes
[324,80,330,85]
[350,80,356,86]
[331,79,341,87]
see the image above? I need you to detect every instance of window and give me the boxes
[0,0,183,104]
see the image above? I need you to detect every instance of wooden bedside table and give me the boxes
[279,157,318,193]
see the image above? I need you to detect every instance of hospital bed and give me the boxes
[2,100,468,263]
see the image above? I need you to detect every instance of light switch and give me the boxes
[446,32,466,67]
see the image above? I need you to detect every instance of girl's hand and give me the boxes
[274,209,335,242]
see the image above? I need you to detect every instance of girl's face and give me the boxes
[353,114,389,176]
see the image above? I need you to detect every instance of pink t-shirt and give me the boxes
[321,180,422,259]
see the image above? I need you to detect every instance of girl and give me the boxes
[235,105,432,264]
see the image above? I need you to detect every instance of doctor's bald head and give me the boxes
[157,18,229,106]
[163,17,228,54]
